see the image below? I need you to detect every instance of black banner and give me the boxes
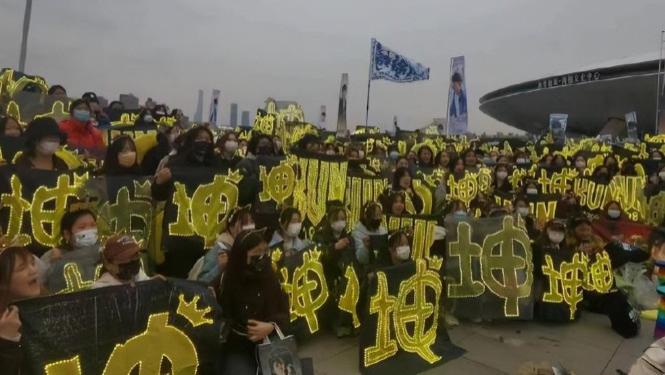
[359,259,464,374]
[17,279,222,375]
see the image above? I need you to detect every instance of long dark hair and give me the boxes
[392,167,413,191]
[0,246,33,312]
[173,126,216,165]
[98,135,141,175]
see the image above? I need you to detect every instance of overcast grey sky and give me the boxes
[0,0,663,133]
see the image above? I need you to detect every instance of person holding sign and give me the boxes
[352,201,388,266]
[97,135,142,176]
[0,246,43,375]
[40,208,100,292]
[14,117,68,172]
[378,230,412,268]
[220,228,289,375]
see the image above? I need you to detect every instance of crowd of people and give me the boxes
[1,86,665,374]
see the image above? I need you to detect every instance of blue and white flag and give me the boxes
[447,56,468,135]
[370,39,430,82]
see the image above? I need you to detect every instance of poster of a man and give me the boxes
[449,72,467,118]
[446,56,468,134]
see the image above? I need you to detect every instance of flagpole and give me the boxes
[445,57,453,136]
[18,0,33,72]
[365,39,374,127]
[656,30,664,134]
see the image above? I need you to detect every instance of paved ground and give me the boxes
[298,313,656,374]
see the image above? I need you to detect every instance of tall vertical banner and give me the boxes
[625,111,639,141]
[447,56,468,135]
[194,89,204,123]
[208,89,220,127]
[549,113,568,145]
[657,31,665,134]
[337,73,349,136]
[319,105,327,129]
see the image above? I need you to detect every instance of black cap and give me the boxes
[24,117,66,145]
[82,92,99,104]
[568,215,591,229]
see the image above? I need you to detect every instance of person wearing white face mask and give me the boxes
[15,117,69,173]
[573,155,587,173]
[188,206,255,283]
[215,132,242,168]
[381,231,412,268]
[40,208,101,293]
[533,220,574,322]
[313,203,357,337]
[269,207,311,256]
[492,164,512,193]
[513,196,541,238]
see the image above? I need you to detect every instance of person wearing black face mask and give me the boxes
[236,134,274,181]
[352,201,388,266]
[93,234,152,288]
[151,126,225,201]
[220,228,289,375]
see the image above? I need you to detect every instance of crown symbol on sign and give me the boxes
[176,294,213,328]
[427,256,443,272]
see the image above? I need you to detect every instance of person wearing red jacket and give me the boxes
[58,98,106,160]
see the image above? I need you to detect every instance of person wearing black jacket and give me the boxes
[533,220,577,322]
[219,229,289,375]
[313,202,357,337]
[140,123,182,176]
[151,126,225,201]
[568,216,648,338]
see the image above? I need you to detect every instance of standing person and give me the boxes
[151,126,224,201]
[58,99,105,160]
[14,117,69,172]
[97,135,141,176]
[219,229,289,375]
[141,124,182,175]
[0,246,43,375]
[93,234,150,288]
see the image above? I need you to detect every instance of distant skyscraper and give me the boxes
[97,96,109,108]
[118,93,139,109]
[241,111,250,127]
[230,103,238,127]
[194,89,204,123]
[208,89,220,127]
[337,73,348,136]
